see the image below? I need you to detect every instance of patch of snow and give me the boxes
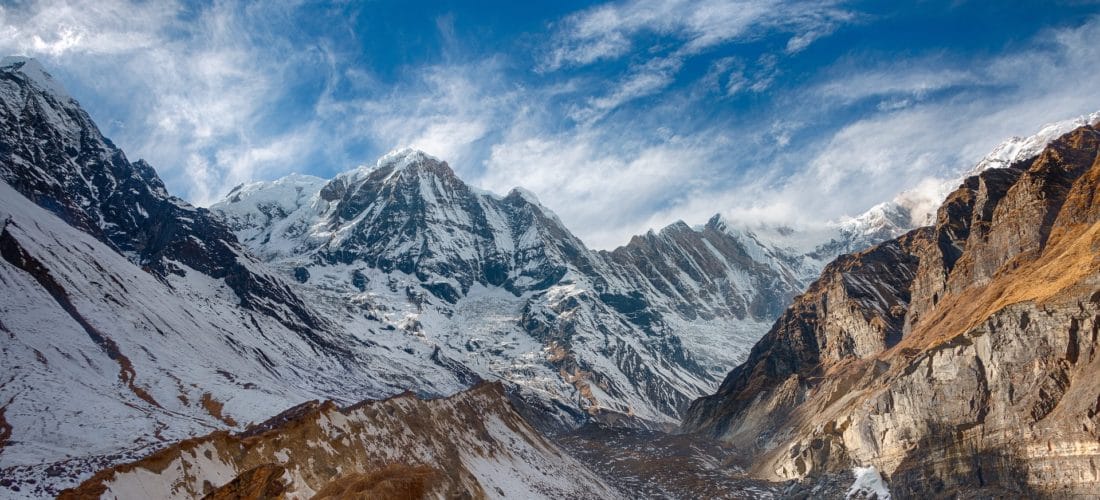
[846,466,891,500]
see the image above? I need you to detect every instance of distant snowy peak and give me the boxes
[970,110,1100,174]
[370,147,456,185]
[701,208,908,267]
[832,201,911,242]
[223,173,327,217]
[326,148,454,190]
[884,109,1100,227]
[707,215,827,257]
[226,172,327,198]
[217,174,328,257]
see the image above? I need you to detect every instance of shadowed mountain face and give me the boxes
[684,124,1100,497]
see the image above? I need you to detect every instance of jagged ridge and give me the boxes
[59,382,620,499]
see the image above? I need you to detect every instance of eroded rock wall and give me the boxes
[684,125,1100,497]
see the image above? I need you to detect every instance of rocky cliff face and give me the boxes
[219,149,601,302]
[58,383,620,499]
[684,124,1100,497]
[604,216,807,324]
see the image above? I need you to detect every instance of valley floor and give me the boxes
[556,424,781,499]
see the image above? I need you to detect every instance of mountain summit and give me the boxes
[218,146,599,302]
[0,56,73,100]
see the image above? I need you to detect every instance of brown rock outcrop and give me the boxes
[60,382,618,499]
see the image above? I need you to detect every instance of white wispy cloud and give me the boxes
[814,64,980,105]
[695,17,1100,232]
[540,0,854,71]
[478,127,731,249]
[568,56,682,123]
[548,0,854,122]
[0,0,323,205]
[490,15,1100,248]
[0,0,172,56]
[1,0,1097,253]
[313,58,518,179]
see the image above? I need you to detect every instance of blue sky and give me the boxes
[2,1,1100,248]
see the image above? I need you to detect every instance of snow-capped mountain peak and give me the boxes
[370,147,454,182]
[217,145,616,298]
[377,146,443,169]
[504,185,544,206]
[833,201,911,240]
[0,56,72,102]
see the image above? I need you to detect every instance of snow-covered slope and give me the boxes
[0,58,472,497]
[215,150,719,425]
[0,179,474,497]
[0,56,327,337]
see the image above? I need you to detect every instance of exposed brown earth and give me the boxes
[310,464,442,500]
[684,125,1100,498]
[201,393,239,428]
[202,464,288,500]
